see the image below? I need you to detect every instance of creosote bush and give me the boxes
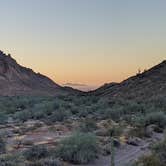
[0,154,25,166]
[79,118,97,132]
[144,112,166,128]
[57,132,98,164]
[23,145,49,161]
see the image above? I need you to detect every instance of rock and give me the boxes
[22,140,34,146]
[95,129,108,136]
[102,139,121,156]
[102,143,112,155]
[113,138,121,147]
[24,120,44,128]
[0,50,72,96]
[127,137,142,146]
[146,125,157,137]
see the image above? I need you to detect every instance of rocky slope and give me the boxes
[0,50,74,96]
[91,60,166,101]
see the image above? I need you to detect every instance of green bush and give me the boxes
[107,125,123,137]
[144,112,166,128]
[152,138,166,164]
[23,145,49,161]
[0,112,8,124]
[79,119,97,132]
[134,138,166,166]
[14,110,32,122]
[49,108,71,122]
[57,132,98,164]
[103,108,123,121]
[0,154,25,166]
[133,154,162,166]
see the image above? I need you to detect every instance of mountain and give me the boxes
[91,60,166,101]
[0,50,75,96]
[63,83,97,91]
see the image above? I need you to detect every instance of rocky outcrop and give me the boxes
[0,50,73,96]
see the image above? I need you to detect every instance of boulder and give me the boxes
[127,137,142,146]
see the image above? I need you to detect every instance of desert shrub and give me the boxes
[152,138,166,164]
[0,154,25,166]
[79,119,97,132]
[31,102,55,119]
[129,127,148,138]
[70,105,79,114]
[77,108,89,118]
[107,125,123,137]
[144,112,166,128]
[53,102,60,110]
[0,112,7,124]
[14,109,32,122]
[102,108,123,121]
[49,108,71,122]
[57,132,98,164]
[133,154,162,166]
[23,145,49,161]
[29,158,61,166]
[0,136,6,154]
[134,138,166,166]
[123,102,145,114]
[32,109,47,119]
[150,97,166,110]
[130,114,146,127]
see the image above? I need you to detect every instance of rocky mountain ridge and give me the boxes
[0,51,69,96]
[91,60,166,101]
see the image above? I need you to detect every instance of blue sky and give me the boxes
[0,0,165,87]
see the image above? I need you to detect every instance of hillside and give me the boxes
[0,50,75,96]
[91,60,166,101]
[0,59,166,166]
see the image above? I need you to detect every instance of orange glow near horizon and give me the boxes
[5,46,165,88]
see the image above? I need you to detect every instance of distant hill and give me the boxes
[63,83,97,91]
[0,50,77,96]
[91,60,166,101]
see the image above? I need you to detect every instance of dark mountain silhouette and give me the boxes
[91,60,166,101]
[0,50,77,96]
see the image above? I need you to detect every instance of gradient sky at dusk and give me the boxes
[0,0,166,88]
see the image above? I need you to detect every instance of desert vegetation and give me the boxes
[0,92,165,165]
[133,137,166,166]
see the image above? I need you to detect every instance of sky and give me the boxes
[0,0,166,89]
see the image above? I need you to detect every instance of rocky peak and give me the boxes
[0,50,69,96]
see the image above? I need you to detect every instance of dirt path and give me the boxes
[2,123,164,166]
[77,133,164,166]
[77,144,148,166]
